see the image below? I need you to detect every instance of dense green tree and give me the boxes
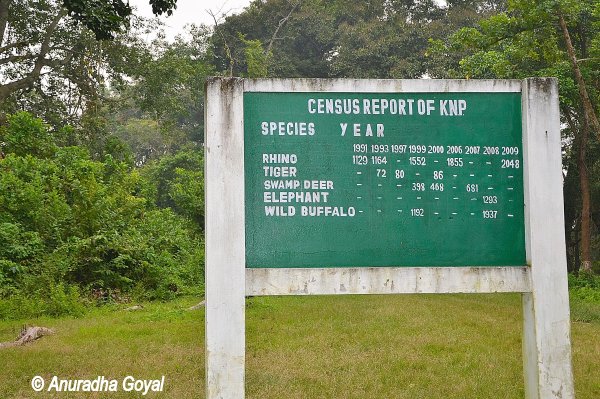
[107,26,215,164]
[131,28,214,141]
[0,0,153,129]
[209,0,506,78]
[0,112,58,158]
[140,149,204,228]
[61,0,178,39]
[210,0,335,77]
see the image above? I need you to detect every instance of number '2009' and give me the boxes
[502,146,519,155]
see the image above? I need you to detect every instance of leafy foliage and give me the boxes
[0,0,154,130]
[0,112,57,158]
[109,26,215,165]
[140,149,204,228]
[61,0,178,40]
[0,112,203,319]
[239,34,270,78]
[569,273,600,301]
[209,0,504,78]
[62,0,133,40]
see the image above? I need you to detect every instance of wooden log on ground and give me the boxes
[0,326,54,349]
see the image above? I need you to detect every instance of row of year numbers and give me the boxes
[355,144,444,154]
[354,144,520,155]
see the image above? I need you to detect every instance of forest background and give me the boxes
[1,0,599,321]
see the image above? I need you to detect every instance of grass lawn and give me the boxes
[0,294,598,398]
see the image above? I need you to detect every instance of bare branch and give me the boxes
[207,9,234,77]
[32,10,66,75]
[576,57,600,63]
[267,1,301,55]
[0,40,29,54]
[0,53,36,65]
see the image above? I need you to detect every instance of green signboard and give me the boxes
[244,92,525,268]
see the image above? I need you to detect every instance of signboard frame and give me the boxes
[205,78,574,399]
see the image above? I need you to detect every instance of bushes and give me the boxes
[0,112,57,158]
[0,283,86,320]
[0,112,204,320]
[568,273,600,323]
[569,273,600,301]
[140,149,204,228]
[0,223,44,297]
[57,209,203,300]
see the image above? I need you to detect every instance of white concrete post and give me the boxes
[205,78,246,399]
[521,78,575,399]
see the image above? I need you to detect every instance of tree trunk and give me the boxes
[0,9,65,103]
[574,220,581,273]
[558,13,600,142]
[578,119,593,273]
[559,14,595,273]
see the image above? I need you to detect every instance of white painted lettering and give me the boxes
[264,180,301,190]
[303,180,334,190]
[372,98,380,114]
[427,99,436,115]
[459,99,467,115]
[263,191,331,203]
[440,100,448,116]
[363,99,371,114]
[325,99,334,113]
[263,166,297,177]
[340,123,348,136]
[264,206,296,216]
[300,206,356,217]
[262,153,297,164]
[261,122,315,136]
[407,99,414,114]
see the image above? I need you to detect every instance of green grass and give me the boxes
[0,294,598,398]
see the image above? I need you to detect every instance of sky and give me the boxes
[129,0,253,40]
